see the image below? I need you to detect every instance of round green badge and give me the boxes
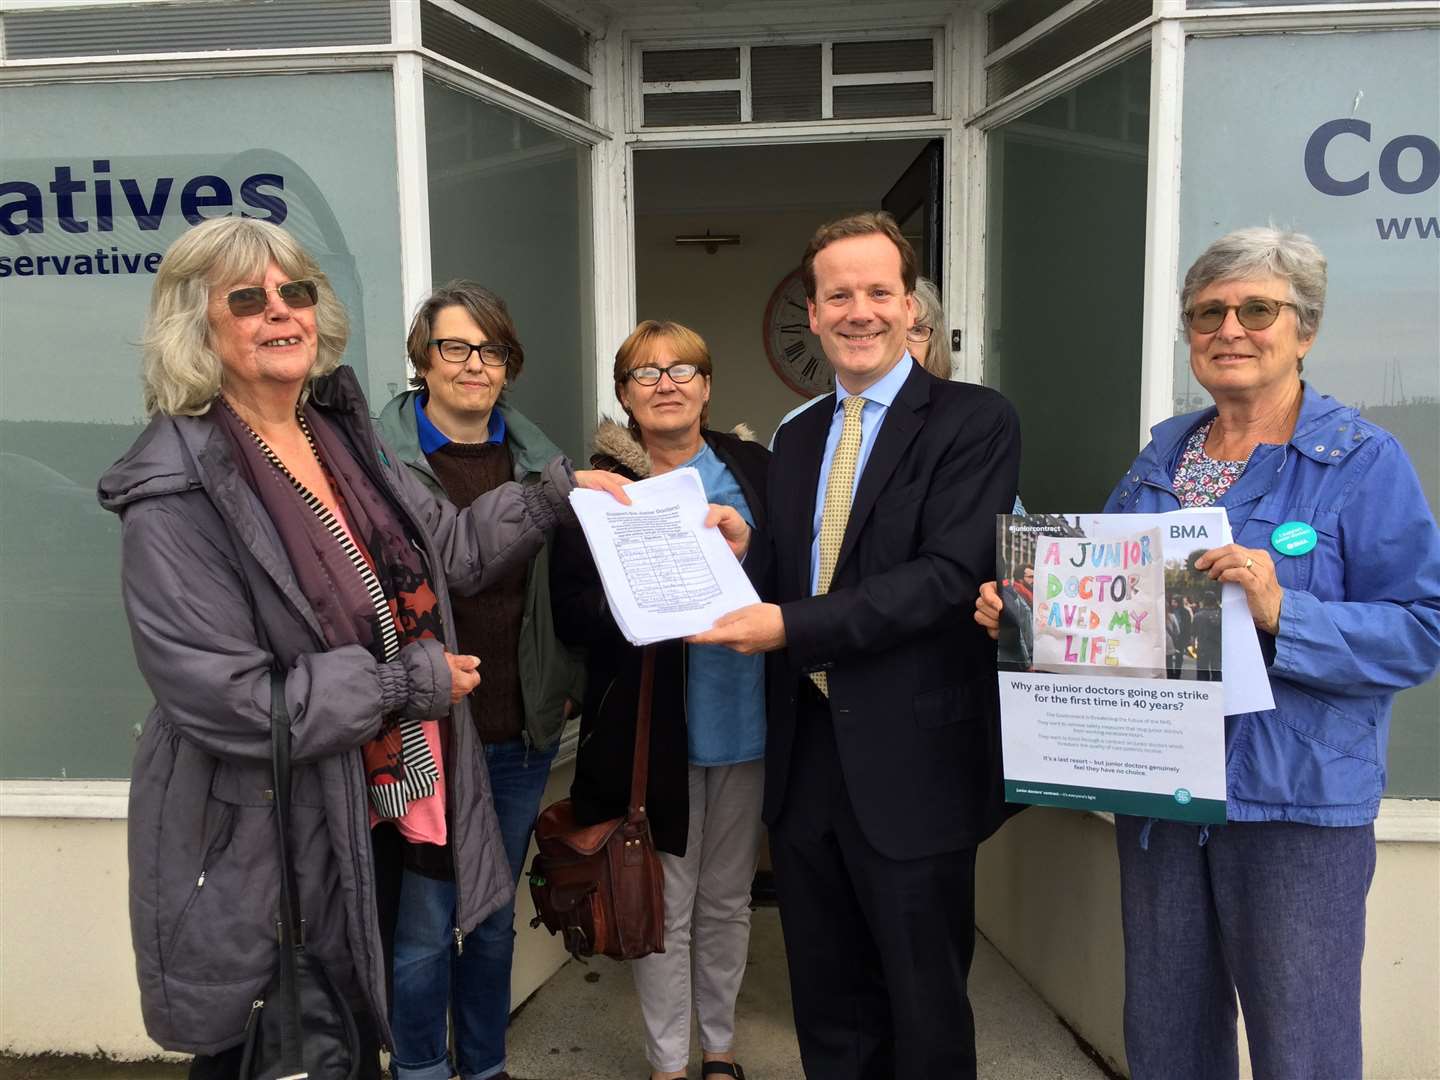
[1271,521,1317,557]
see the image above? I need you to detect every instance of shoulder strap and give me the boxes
[626,645,656,825]
[269,670,307,1077]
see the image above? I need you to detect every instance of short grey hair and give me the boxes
[1181,226,1327,343]
[141,217,349,416]
[912,276,951,378]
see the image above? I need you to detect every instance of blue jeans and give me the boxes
[390,739,557,1080]
[1116,816,1376,1080]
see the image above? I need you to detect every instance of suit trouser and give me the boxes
[631,758,766,1071]
[770,685,979,1080]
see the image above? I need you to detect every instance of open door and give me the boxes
[882,138,943,287]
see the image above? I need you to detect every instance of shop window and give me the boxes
[450,0,591,70]
[984,52,1150,513]
[422,3,590,120]
[985,0,1151,105]
[0,72,405,779]
[424,80,593,465]
[1177,30,1440,797]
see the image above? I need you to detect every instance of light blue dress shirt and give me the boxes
[809,354,914,595]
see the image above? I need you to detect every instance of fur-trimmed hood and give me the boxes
[590,418,757,479]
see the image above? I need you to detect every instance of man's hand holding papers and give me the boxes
[568,467,760,645]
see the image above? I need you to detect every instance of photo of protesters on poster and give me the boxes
[995,515,1222,682]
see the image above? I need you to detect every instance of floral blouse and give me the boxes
[1172,418,1248,507]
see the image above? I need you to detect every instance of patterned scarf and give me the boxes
[215,398,448,840]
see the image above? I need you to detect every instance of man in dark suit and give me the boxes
[693,212,1021,1077]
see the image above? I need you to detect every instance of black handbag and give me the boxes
[239,671,361,1080]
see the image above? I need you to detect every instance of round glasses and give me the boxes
[1184,298,1296,334]
[225,280,318,317]
[429,339,512,366]
[626,362,702,386]
[906,325,933,343]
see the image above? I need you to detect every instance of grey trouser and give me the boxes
[632,758,765,1072]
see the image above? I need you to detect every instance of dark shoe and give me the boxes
[701,1063,746,1079]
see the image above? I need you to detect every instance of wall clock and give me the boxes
[762,267,833,398]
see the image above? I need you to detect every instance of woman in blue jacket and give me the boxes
[977,227,1440,1080]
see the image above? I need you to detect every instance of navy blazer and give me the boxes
[753,363,1021,859]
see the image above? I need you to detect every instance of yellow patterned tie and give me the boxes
[810,394,867,697]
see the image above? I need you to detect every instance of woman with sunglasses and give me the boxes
[375,282,586,1080]
[99,217,626,1079]
[551,321,770,1080]
[975,227,1440,1080]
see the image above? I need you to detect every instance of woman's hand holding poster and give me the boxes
[996,511,1228,823]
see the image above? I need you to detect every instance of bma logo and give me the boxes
[1169,525,1211,540]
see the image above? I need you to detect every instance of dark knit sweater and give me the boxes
[426,439,527,745]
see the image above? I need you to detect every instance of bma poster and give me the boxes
[996,511,1227,822]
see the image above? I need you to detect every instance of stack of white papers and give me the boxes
[568,467,760,646]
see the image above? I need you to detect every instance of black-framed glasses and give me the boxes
[627,362,702,386]
[429,339,512,366]
[906,325,933,343]
[225,280,318,317]
[1184,298,1296,334]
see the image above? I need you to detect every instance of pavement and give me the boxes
[0,908,1112,1080]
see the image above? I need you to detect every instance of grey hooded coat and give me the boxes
[97,366,575,1055]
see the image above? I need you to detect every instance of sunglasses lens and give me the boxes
[227,287,266,316]
[1237,300,1279,330]
[1189,305,1225,333]
[278,281,319,309]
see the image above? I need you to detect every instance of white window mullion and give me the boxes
[1137,16,1184,447]
[641,77,743,94]
[393,51,432,367]
[821,40,834,119]
[739,43,752,123]
[830,70,934,86]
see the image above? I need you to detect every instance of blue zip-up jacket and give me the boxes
[1105,384,1440,826]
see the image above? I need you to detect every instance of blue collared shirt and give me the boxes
[414,392,507,453]
[809,353,914,595]
[683,442,766,766]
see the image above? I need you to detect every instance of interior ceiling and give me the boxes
[634,139,932,216]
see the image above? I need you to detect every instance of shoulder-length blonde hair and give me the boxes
[612,320,713,439]
[141,217,349,416]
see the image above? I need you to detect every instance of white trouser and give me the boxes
[631,758,766,1072]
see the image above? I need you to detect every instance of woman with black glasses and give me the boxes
[100,218,626,1079]
[376,282,587,1080]
[551,321,770,1080]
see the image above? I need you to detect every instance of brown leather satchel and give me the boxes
[528,645,665,960]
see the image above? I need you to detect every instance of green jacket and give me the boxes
[376,389,585,751]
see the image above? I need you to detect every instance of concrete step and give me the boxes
[506,907,1111,1079]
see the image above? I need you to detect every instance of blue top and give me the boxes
[685,442,766,766]
[414,392,506,454]
[810,354,914,595]
[1106,383,1440,826]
